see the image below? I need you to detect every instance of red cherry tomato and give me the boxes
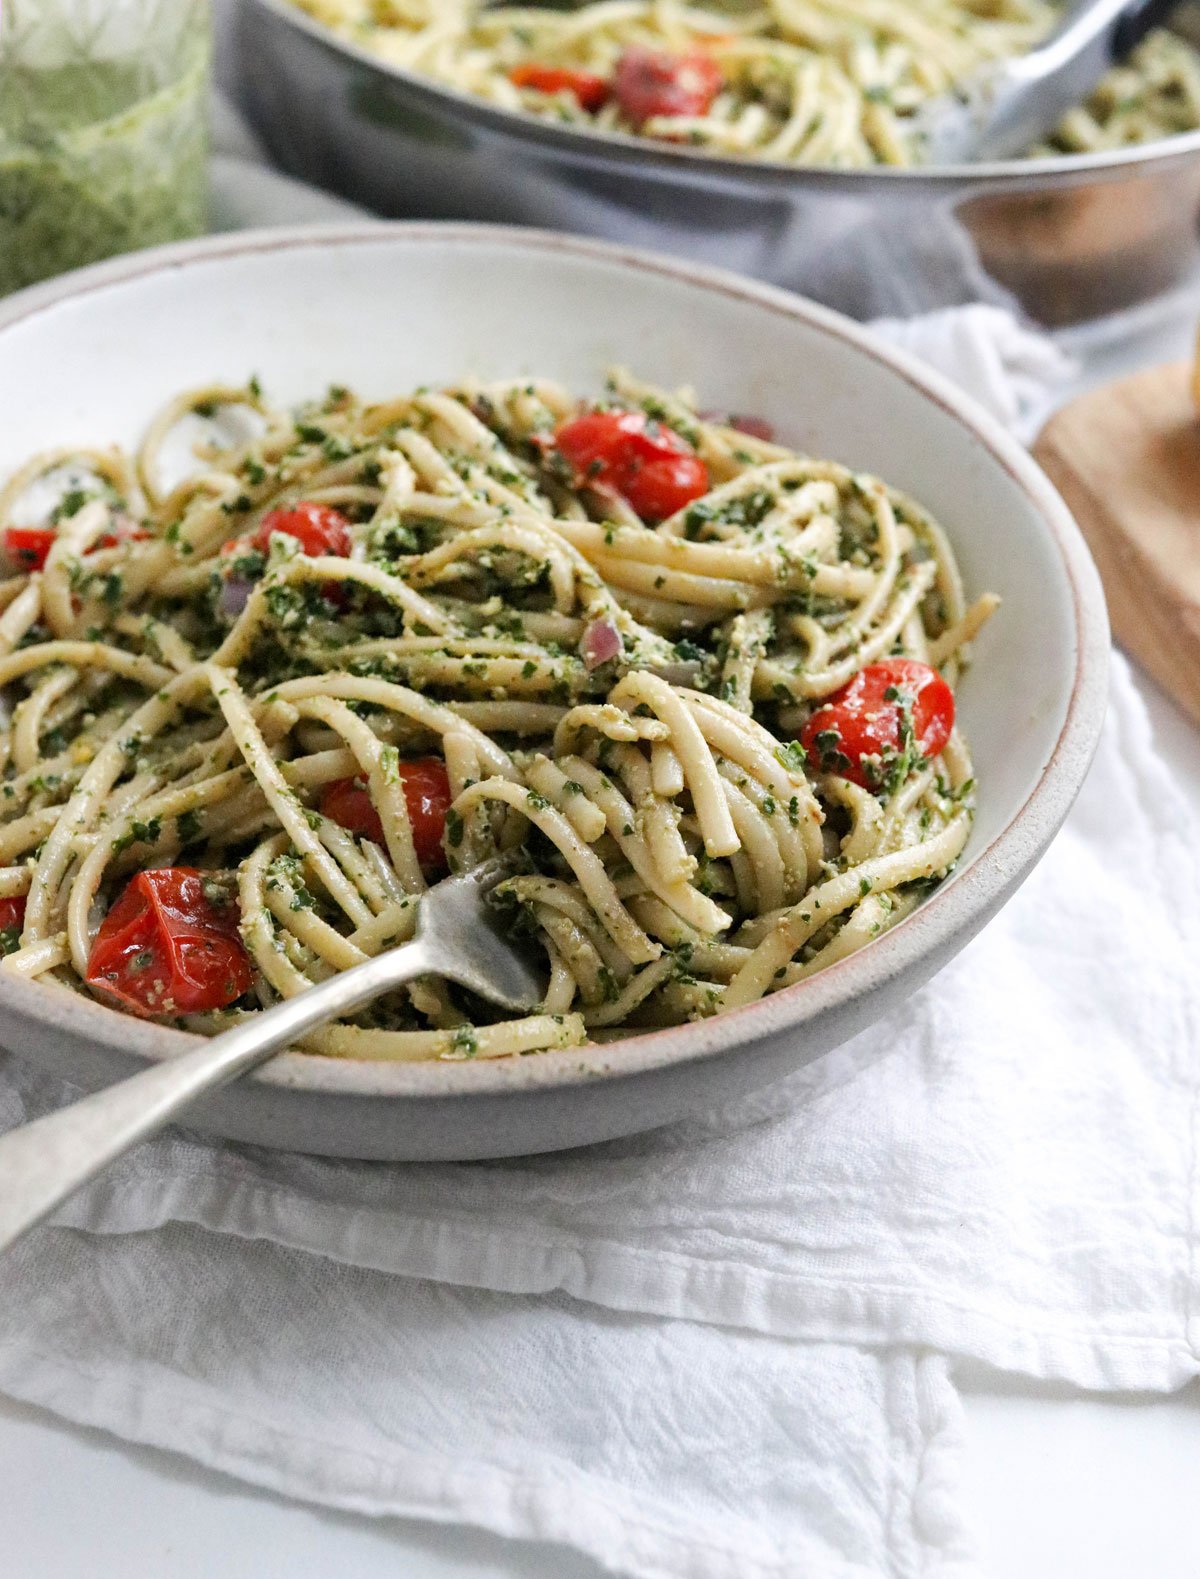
[97,519,152,551]
[613,47,723,122]
[85,868,253,1018]
[254,502,353,557]
[321,777,385,846]
[322,756,453,876]
[0,895,26,935]
[554,409,710,523]
[4,526,56,571]
[800,660,955,792]
[509,64,611,113]
[4,518,150,574]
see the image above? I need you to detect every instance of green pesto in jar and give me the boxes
[0,35,209,297]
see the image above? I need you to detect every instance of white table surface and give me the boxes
[8,53,1200,1560]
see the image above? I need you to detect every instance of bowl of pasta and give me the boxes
[232,0,1200,324]
[0,224,1107,1159]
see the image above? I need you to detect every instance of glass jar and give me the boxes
[0,0,210,296]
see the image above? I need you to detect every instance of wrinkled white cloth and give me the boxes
[872,307,1076,438]
[2,85,1200,1579]
[0,1224,974,1579]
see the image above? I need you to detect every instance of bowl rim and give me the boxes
[244,0,1200,187]
[0,221,1110,1100]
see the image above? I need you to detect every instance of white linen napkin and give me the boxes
[2,88,1199,1579]
[0,1225,974,1579]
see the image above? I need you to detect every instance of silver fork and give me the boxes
[0,860,543,1255]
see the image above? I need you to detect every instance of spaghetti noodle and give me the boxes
[0,371,996,1059]
[288,0,1200,166]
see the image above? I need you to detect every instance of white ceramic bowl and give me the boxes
[0,225,1108,1160]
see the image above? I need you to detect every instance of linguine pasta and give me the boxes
[287,0,1200,167]
[0,371,996,1060]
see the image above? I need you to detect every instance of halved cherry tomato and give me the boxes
[509,63,611,113]
[4,518,150,574]
[97,519,152,551]
[85,868,253,1017]
[0,895,26,934]
[321,777,385,846]
[800,659,955,792]
[322,756,453,876]
[613,47,723,122]
[254,502,353,557]
[554,409,709,523]
[4,526,55,571]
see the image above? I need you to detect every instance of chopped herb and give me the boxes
[176,809,204,845]
[111,816,162,855]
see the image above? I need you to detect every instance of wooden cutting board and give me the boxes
[1033,359,1200,727]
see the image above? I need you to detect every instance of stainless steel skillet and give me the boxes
[232,0,1200,324]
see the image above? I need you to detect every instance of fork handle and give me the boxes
[0,934,437,1255]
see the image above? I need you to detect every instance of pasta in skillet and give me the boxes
[289,0,1200,167]
[0,371,996,1060]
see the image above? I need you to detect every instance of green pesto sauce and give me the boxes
[0,42,209,297]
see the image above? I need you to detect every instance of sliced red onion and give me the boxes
[700,410,775,443]
[219,575,252,617]
[732,414,776,442]
[581,617,624,671]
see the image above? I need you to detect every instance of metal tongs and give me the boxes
[912,0,1180,164]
